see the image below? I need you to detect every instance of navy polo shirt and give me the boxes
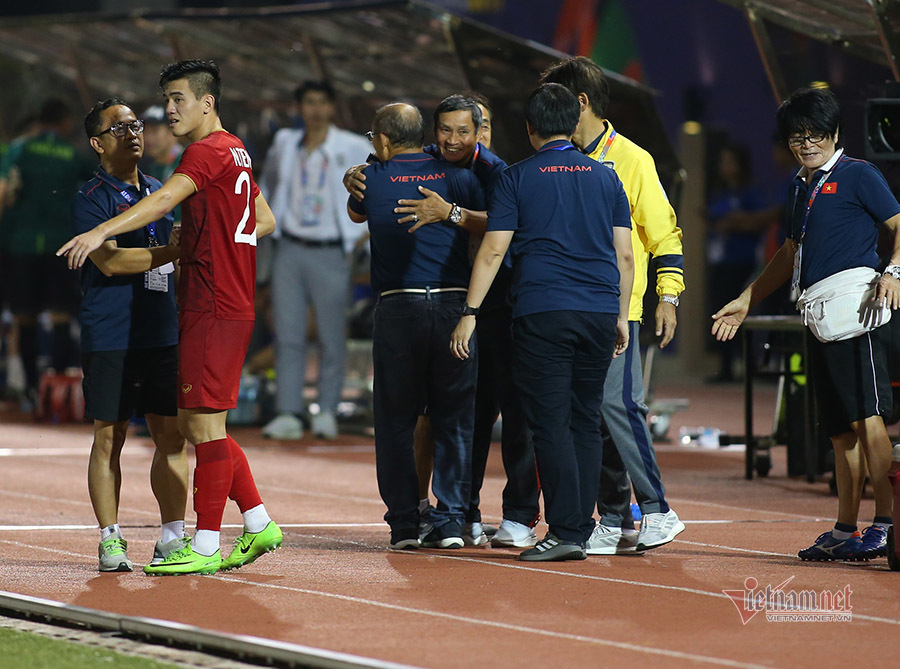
[73,168,178,352]
[787,152,900,289]
[348,152,485,292]
[424,142,507,197]
[487,139,631,318]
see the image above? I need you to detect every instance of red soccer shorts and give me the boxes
[178,311,254,410]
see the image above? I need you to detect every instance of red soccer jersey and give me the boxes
[174,130,260,319]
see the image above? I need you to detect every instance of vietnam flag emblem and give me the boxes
[822,182,838,194]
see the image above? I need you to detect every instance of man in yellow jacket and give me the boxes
[542,57,685,554]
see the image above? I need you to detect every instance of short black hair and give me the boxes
[159,59,222,112]
[776,86,842,146]
[462,91,492,121]
[433,94,482,132]
[539,56,609,119]
[38,97,72,126]
[295,80,336,104]
[525,83,580,139]
[373,103,424,149]
[84,98,131,139]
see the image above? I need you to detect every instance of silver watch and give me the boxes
[660,294,679,307]
[448,204,462,225]
[883,265,900,280]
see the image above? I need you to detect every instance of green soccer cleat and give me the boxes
[142,544,221,576]
[98,533,133,572]
[221,521,283,571]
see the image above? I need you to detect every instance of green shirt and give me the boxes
[0,131,95,255]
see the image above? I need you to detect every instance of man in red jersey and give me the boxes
[58,60,281,576]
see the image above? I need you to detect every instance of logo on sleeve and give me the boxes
[822,182,838,194]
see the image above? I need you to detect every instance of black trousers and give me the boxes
[372,291,477,534]
[468,304,540,527]
[513,310,617,543]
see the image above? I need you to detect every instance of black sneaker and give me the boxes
[389,528,420,551]
[518,533,586,562]
[421,523,464,549]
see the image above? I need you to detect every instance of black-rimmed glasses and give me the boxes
[788,133,826,148]
[95,120,145,138]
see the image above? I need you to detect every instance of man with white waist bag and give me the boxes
[712,86,899,562]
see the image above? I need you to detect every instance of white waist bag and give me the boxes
[796,267,891,343]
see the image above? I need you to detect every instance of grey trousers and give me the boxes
[597,321,670,528]
[271,239,349,415]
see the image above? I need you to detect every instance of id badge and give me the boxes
[145,267,168,292]
[790,243,802,302]
[300,193,323,227]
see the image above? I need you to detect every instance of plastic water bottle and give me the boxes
[678,426,702,445]
[698,427,722,448]
[630,503,642,522]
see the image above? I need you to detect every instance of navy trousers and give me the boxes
[372,291,476,535]
[468,302,540,527]
[513,310,617,544]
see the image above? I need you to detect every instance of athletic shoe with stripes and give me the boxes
[798,531,864,561]
[143,545,221,575]
[518,533,586,562]
[857,525,888,560]
[586,524,640,555]
[98,532,132,572]
[636,509,685,551]
[150,536,191,565]
[221,521,283,571]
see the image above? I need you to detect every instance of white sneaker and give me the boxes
[311,411,338,440]
[637,509,685,551]
[586,524,640,555]
[490,519,538,548]
[463,522,489,546]
[262,413,303,440]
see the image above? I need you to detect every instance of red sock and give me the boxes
[227,435,262,513]
[193,438,232,531]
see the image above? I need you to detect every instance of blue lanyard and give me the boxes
[119,184,156,238]
[299,145,328,189]
[796,162,838,243]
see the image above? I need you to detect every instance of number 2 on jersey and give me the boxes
[234,171,257,246]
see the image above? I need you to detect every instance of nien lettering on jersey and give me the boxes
[539,165,592,173]
[229,147,252,169]
[390,173,445,183]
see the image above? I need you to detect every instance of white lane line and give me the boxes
[0,490,159,519]
[676,539,797,558]
[2,537,898,629]
[668,497,827,521]
[218,574,768,669]
[299,534,900,626]
[0,523,386,532]
[0,448,91,457]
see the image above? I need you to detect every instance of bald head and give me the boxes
[373,103,424,150]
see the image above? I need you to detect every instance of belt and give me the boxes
[379,287,467,297]
[283,232,342,248]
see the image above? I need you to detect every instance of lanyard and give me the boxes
[796,162,838,243]
[596,128,617,161]
[299,146,328,190]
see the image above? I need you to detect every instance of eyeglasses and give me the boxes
[788,132,827,147]
[366,130,374,142]
[95,120,145,138]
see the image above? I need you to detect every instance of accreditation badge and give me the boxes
[790,243,802,302]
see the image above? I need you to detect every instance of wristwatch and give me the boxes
[883,265,900,280]
[660,294,680,307]
[448,203,463,225]
[461,304,480,317]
